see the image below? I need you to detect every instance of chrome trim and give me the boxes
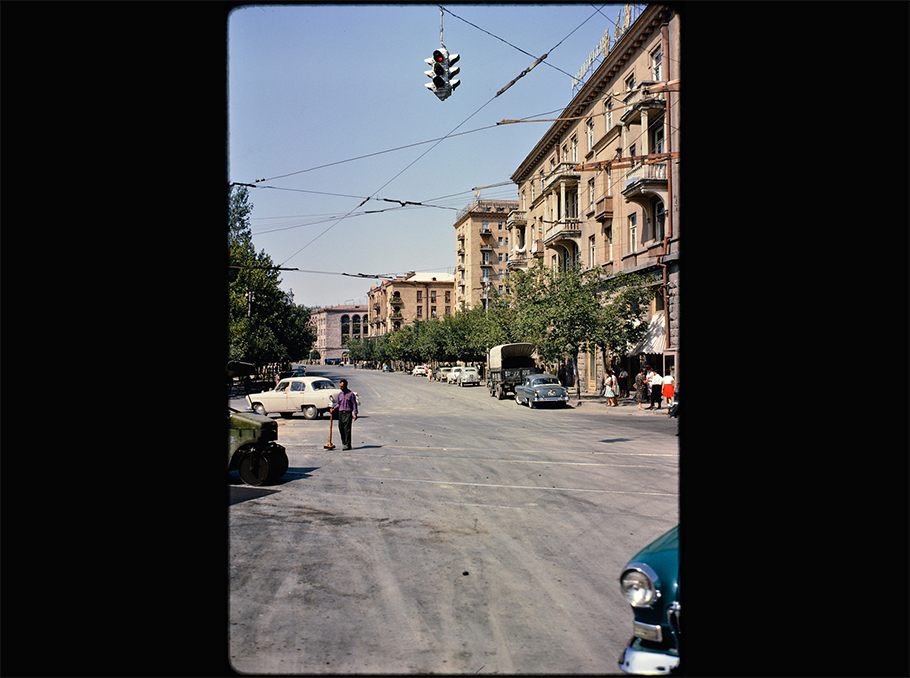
[620,562,662,607]
[618,640,679,675]
[666,601,680,638]
[633,620,662,642]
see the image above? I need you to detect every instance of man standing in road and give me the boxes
[332,379,358,450]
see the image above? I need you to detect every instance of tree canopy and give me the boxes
[228,186,315,369]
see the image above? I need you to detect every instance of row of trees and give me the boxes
[346,262,659,397]
[228,186,315,374]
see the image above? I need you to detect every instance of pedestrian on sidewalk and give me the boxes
[603,370,618,407]
[635,367,648,410]
[331,378,358,450]
[662,367,675,407]
[647,367,663,409]
[618,367,629,398]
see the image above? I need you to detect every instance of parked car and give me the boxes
[279,366,307,379]
[434,367,452,382]
[247,377,342,420]
[513,374,569,408]
[381,364,393,372]
[446,366,463,384]
[457,366,480,386]
[412,365,427,376]
[618,525,680,675]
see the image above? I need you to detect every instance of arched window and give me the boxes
[341,315,350,345]
[352,314,361,337]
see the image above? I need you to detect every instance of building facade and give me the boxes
[309,305,369,363]
[508,4,680,393]
[367,271,456,336]
[452,199,519,310]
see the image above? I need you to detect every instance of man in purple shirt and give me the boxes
[331,379,358,450]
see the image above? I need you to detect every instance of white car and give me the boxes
[446,367,463,384]
[457,366,480,386]
[247,377,342,420]
[412,365,428,376]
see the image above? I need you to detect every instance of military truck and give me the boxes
[486,343,541,400]
[227,361,289,486]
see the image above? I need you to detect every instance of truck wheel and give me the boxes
[266,447,288,480]
[303,405,318,420]
[496,386,505,400]
[239,451,271,486]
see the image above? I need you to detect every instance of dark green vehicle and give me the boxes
[618,525,680,674]
[227,361,289,486]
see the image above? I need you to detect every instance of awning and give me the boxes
[629,312,666,355]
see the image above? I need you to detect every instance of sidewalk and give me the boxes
[571,392,675,415]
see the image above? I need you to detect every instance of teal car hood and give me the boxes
[624,525,679,627]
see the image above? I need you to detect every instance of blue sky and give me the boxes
[229,3,641,308]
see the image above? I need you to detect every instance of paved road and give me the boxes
[229,366,678,674]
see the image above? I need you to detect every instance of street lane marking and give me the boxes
[318,473,678,497]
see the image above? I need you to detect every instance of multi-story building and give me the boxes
[367,271,455,336]
[452,199,519,310]
[309,304,369,363]
[509,3,680,393]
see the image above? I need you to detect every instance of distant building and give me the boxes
[452,199,519,310]
[309,305,369,363]
[367,271,455,336]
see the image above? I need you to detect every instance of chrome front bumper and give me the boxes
[618,639,679,675]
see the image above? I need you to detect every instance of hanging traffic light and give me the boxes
[424,47,460,101]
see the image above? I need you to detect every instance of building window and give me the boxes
[571,135,577,162]
[498,237,503,246]
[430,290,436,302]
[586,118,594,150]
[588,178,596,211]
[607,226,613,262]
[606,98,613,129]
[445,290,450,302]
[498,222,504,230]
[417,305,423,318]
[498,253,503,262]
[481,221,490,232]
[625,73,635,91]
[416,290,422,301]
[653,199,665,241]
[629,214,637,253]
[650,46,662,81]
[431,306,437,318]
[589,235,596,268]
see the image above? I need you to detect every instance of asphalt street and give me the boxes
[229,365,678,674]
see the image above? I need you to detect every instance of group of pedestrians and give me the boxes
[602,364,674,410]
[633,365,674,410]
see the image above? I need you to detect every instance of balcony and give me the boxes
[507,210,527,228]
[543,162,580,194]
[544,218,582,245]
[479,244,493,252]
[621,161,668,204]
[508,253,528,270]
[480,260,494,268]
[479,228,494,238]
[620,87,665,126]
[594,195,613,222]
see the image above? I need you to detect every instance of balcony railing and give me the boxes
[507,210,527,227]
[544,218,582,244]
[543,162,580,193]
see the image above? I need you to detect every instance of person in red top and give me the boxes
[331,379,358,450]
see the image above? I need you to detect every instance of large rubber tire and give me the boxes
[252,403,266,416]
[239,452,270,486]
[303,405,318,420]
[265,447,288,480]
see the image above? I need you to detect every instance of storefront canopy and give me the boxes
[629,312,666,355]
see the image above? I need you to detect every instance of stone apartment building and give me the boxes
[506,3,680,393]
[453,199,519,309]
[309,305,369,363]
[367,271,456,336]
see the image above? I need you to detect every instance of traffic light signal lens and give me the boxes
[433,50,445,63]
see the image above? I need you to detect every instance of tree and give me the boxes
[228,186,315,371]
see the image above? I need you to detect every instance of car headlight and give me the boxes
[620,564,660,607]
